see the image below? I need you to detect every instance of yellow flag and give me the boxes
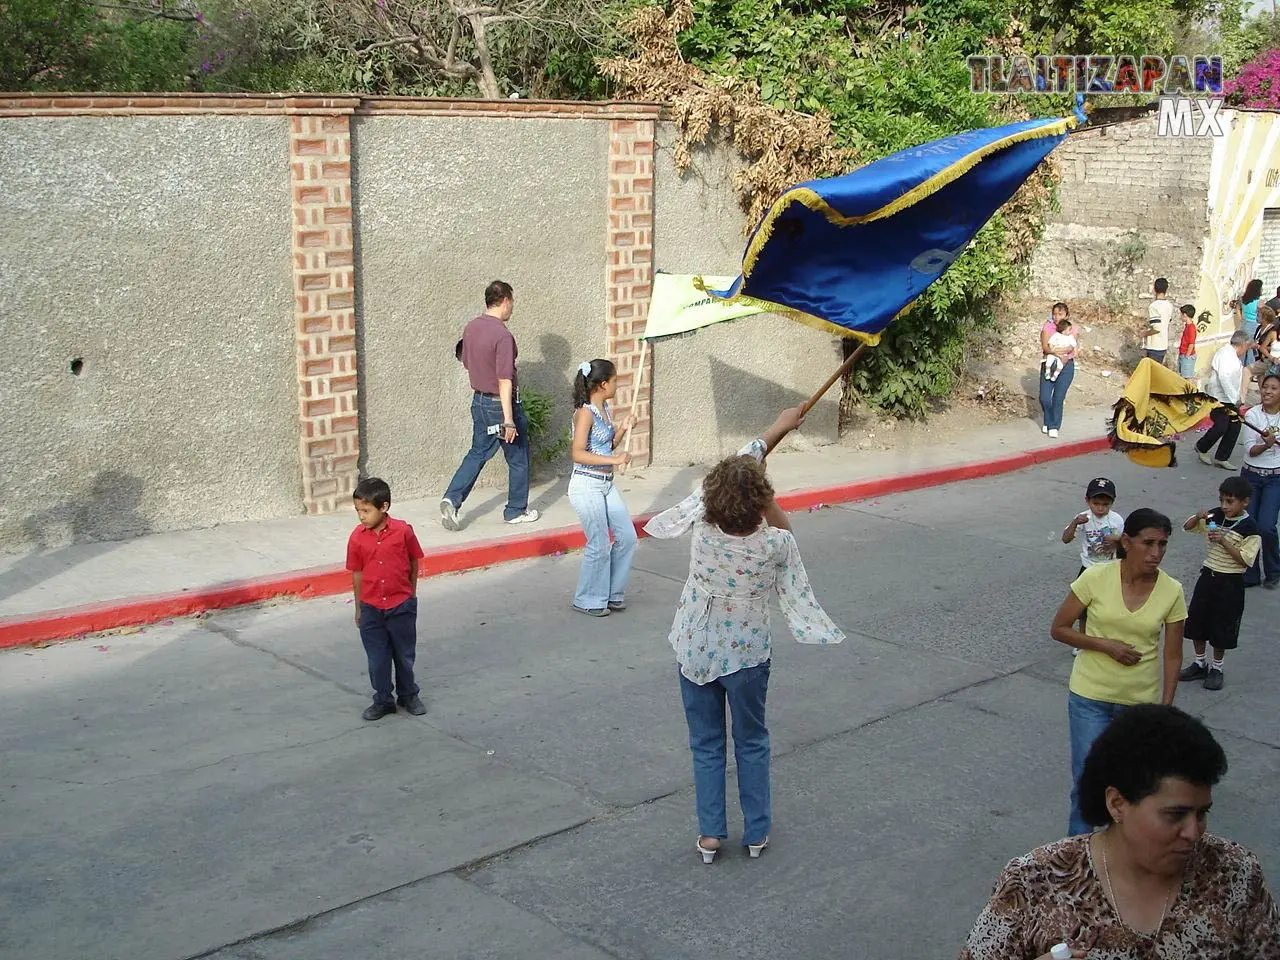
[1109,358,1228,468]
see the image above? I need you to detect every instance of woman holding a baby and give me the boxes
[1039,300,1077,439]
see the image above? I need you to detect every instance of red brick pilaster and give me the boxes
[290,109,359,514]
[607,119,655,465]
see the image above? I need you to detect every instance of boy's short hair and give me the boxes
[1219,475,1251,501]
[1180,303,1196,318]
[354,477,392,508]
[1154,277,1169,294]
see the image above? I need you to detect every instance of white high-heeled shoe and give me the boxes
[747,837,769,858]
[697,837,720,864]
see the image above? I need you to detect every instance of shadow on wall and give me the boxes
[1,471,150,603]
[706,356,814,456]
[518,333,575,469]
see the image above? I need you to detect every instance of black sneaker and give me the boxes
[1204,668,1225,691]
[1179,662,1208,682]
[362,701,397,721]
[399,695,426,716]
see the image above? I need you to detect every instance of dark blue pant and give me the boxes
[359,597,419,705]
[1144,348,1168,365]
[1067,692,1128,836]
[443,394,530,521]
[1242,467,1280,586]
[1039,359,1074,430]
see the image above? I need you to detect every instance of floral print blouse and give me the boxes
[645,438,845,685]
[959,834,1280,959]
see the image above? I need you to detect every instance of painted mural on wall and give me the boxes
[1196,109,1280,346]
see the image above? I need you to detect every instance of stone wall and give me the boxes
[0,111,300,551]
[1028,116,1213,307]
[0,94,836,551]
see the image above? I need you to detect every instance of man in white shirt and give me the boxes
[1142,277,1174,365]
[1196,331,1251,468]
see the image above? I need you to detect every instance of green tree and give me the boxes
[0,0,196,90]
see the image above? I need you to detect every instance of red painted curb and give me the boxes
[0,434,1113,649]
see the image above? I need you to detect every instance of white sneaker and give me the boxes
[505,509,539,525]
[1041,425,1049,435]
[1048,429,1059,438]
[440,498,460,531]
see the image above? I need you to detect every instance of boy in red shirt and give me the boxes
[346,477,426,720]
[1177,303,1199,380]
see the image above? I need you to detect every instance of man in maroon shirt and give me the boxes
[441,280,539,528]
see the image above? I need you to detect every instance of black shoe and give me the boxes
[1179,662,1208,682]
[1204,668,1225,691]
[362,701,397,721]
[399,695,426,716]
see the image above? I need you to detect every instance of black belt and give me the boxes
[474,390,498,398]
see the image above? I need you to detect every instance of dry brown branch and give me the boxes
[599,0,854,232]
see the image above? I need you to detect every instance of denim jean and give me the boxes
[1177,355,1197,379]
[679,661,771,844]
[567,472,638,608]
[1196,407,1241,462]
[1067,691,1129,836]
[1039,358,1074,430]
[1145,348,1168,365]
[359,596,419,705]
[1242,467,1280,586]
[443,394,530,521]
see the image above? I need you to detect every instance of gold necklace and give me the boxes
[1098,832,1177,939]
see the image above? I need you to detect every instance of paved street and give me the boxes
[3,448,1279,960]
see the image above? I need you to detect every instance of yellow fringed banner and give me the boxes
[1108,358,1230,468]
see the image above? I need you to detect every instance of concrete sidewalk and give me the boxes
[0,407,1116,644]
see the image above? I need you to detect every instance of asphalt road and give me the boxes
[3,449,1279,960]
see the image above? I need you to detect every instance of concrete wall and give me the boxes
[1028,116,1212,307]
[0,116,299,551]
[353,116,610,502]
[650,122,841,462]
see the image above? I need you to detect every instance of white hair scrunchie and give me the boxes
[579,361,592,376]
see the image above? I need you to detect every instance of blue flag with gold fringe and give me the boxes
[704,111,1082,344]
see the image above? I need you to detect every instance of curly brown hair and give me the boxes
[702,454,774,535]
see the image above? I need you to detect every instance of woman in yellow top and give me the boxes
[1050,508,1187,837]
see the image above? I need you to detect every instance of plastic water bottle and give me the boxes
[1208,520,1218,533]
[1051,945,1072,960]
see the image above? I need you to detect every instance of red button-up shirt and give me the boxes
[345,516,425,610]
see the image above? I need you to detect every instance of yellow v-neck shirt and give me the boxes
[1068,562,1187,705]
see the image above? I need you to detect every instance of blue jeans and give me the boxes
[359,596,419,705]
[443,394,530,521]
[1242,467,1280,586]
[1067,691,1128,836]
[679,661,771,844]
[567,472,637,608]
[1178,355,1197,379]
[1039,358,1074,430]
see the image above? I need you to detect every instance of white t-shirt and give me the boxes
[1244,405,1280,469]
[1079,510,1125,568]
[1048,332,1078,356]
[1206,344,1244,404]
[1147,299,1174,351]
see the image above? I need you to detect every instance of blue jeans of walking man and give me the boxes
[679,661,771,845]
[359,596,419,705]
[1242,467,1280,587]
[1067,691,1128,836]
[1040,358,1074,431]
[567,473,637,608]
[444,393,530,521]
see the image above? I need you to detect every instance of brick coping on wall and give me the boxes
[0,92,668,120]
